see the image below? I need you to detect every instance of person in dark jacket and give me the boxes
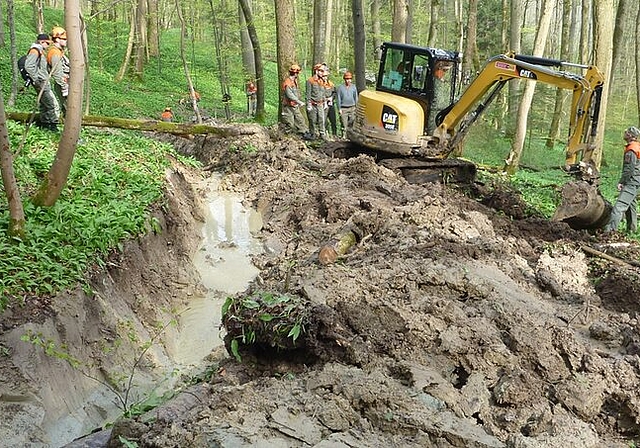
[24,33,60,131]
[604,126,640,233]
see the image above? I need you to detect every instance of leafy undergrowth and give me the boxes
[222,291,310,362]
[0,121,197,307]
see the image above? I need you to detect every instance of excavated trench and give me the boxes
[0,168,262,448]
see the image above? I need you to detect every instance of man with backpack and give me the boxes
[24,32,60,131]
[47,26,70,116]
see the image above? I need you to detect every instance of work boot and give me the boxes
[36,121,59,132]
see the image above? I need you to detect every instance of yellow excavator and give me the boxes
[347,42,609,229]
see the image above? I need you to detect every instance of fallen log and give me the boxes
[318,229,358,265]
[552,181,611,230]
[6,112,263,137]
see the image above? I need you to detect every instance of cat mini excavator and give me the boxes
[346,42,610,229]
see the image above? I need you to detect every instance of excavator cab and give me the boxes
[376,43,460,135]
[348,42,462,156]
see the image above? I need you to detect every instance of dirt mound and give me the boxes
[66,128,640,446]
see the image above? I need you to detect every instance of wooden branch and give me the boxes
[6,112,262,137]
[580,243,640,268]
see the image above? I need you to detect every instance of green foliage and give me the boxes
[118,437,139,448]
[21,330,81,367]
[222,291,309,362]
[0,122,180,304]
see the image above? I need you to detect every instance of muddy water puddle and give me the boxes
[170,178,263,368]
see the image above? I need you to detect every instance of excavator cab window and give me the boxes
[380,47,410,92]
[377,42,459,133]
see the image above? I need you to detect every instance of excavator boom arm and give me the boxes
[435,54,605,167]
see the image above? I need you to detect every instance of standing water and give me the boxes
[168,177,263,368]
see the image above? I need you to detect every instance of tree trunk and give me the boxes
[7,0,18,107]
[405,0,412,44]
[238,0,266,122]
[545,0,572,148]
[134,0,147,78]
[115,6,136,82]
[590,0,614,169]
[325,0,334,64]
[580,0,591,64]
[147,0,159,58]
[507,0,523,134]
[351,0,366,93]
[0,85,25,237]
[427,0,439,47]
[637,6,640,125]
[504,0,554,174]
[312,0,327,64]
[462,0,478,75]
[610,0,633,88]
[32,0,85,207]
[391,0,408,43]
[6,112,268,136]
[274,0,297,121]
[370,0,382,64]
[238,0,255,77]
[81,13,91,115]
[208,0,231,120]
[178,0,202,123]
[32,0,45,33]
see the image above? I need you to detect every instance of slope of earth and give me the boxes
[80,127,640,447]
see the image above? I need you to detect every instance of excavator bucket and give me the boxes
[552,181,611,230]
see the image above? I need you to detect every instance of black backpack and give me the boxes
[18,50,40,87]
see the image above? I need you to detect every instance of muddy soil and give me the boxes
[9,124,640,447]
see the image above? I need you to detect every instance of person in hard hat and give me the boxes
[281,63,310,138]
[306,63,329,140]
[25,33,59,131]
[336,70,358,138]
[429,60,454,133]
[246,79,257,117]
[161,107,173,122]
[47,26,70,116]
[604,126,640,234]
[321,64,338,139]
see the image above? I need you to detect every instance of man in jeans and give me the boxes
[336,71,358,138]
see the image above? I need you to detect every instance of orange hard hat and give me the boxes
[343,71,353,79]
[51,26,67,39]
[313,63,324,71]
[289,64,301,74]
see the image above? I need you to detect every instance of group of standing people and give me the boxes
[24,27,70,132]
[281,62,358,140]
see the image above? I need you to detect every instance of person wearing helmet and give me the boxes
[161,107,173,122]
[281,64,310,138]
[24,33,59,131]
[604,126,640,233]
[321,64,338,138]
[47,26,70,116]
[306,63,329,140]
[336,70,358,138]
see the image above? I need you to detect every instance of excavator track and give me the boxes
[319,141,477,185]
